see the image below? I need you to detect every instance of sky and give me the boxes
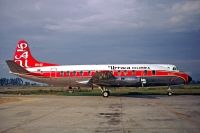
[0,0,200,80]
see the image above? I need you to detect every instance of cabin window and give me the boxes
[124,70,127,75]
[66,71,69,76]
[73,71,76,76]
[132,70,135,75]
[144,70,147,75]
[80,71,83,76]
[60,71,64,77]
[95,71,98,75]
[112,71,115,75]
[88,71,91,76]
[118,70,120,76]
[152,70,156,75]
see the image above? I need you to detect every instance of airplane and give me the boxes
[6,40,192,97]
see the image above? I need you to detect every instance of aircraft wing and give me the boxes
[88,71,117,86]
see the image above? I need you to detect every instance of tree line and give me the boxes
[0,78,38,86]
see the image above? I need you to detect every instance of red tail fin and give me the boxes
[13,40,58,68]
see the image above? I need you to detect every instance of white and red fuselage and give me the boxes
[7,40,192,89]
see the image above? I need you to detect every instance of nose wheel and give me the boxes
[167,87,173,96]
[168,91,172,96]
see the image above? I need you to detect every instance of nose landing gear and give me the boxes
[167,87,173,96]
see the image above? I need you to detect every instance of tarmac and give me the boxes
[0,95,200,133]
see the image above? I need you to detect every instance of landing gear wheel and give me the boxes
[168,92,172,96]
[167,87,173,96]
[102,91,110,97]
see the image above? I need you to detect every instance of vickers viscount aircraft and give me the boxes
[6,40,192,97]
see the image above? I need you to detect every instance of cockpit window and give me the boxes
[172,67,178,71]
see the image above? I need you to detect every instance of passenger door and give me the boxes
[50,68,57,78]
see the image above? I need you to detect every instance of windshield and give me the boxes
[172,66,179,71]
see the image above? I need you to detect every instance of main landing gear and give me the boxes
[100,87,110,97]
[167,87,173,96]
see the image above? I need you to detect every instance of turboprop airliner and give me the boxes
[6,40,192,97]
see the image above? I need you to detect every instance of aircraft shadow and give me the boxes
[112,92,165,99]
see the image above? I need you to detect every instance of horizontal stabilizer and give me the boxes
[6,60,29,74]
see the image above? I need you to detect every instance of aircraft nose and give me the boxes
[188,76,192,83]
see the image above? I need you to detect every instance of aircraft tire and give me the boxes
[168,92,172,96]
[102,91,110,97]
